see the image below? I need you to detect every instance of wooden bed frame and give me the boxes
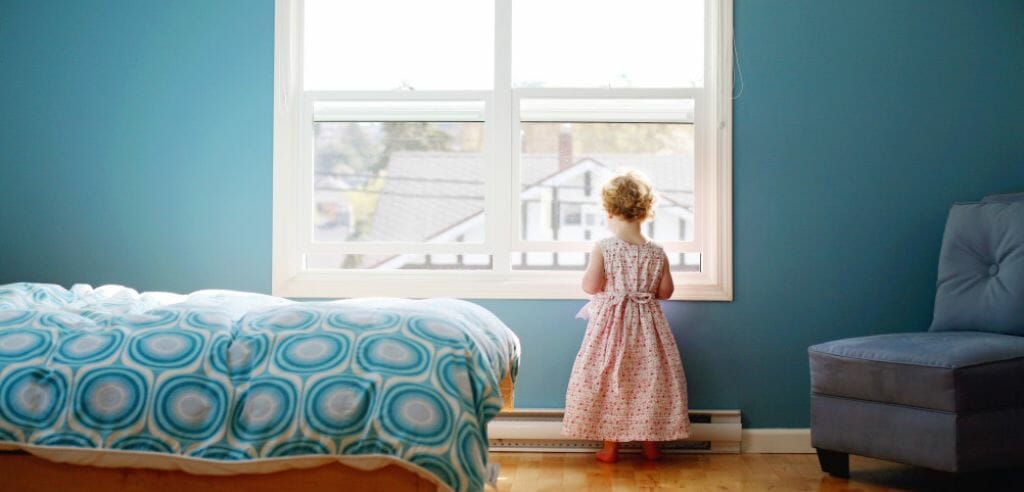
[0,373,515,492]
[0,452,437,492]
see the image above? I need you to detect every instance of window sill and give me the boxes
[272,270,732,301]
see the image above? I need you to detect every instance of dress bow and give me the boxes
[601,291,655,305]
[575,291,656,321]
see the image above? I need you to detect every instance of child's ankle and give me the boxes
[640,441,662,460]
[595,441,619,463]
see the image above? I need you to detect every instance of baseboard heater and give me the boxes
[487,409,741,453]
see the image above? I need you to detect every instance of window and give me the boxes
[273,0,733,300]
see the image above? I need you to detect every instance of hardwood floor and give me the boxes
[491,452,1024,491]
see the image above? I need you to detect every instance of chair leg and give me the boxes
[816,448,849,478]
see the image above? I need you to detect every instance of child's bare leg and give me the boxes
[595,441,619,463]
[641,441,662,460]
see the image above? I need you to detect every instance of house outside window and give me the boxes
[273,0,733,299]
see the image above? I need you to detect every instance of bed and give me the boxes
[0,283,519,492]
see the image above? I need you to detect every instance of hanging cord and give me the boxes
[732,36,744,100]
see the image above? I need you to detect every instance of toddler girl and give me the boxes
[562,170,690,463]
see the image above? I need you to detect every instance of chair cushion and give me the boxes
[929,201,1024,335]
[809,332,1024,412]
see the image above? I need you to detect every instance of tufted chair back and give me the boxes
[930,194,1024,335]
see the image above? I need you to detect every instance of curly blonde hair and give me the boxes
[601,170,656,222]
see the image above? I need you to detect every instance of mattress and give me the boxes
[0,283,520,492]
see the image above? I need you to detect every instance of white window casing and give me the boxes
[273,0,733,300]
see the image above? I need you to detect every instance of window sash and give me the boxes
[517,89,700,123]
[511,92,703,257]
[301,92,495,253]
[312,98,488,122]
[272,0,733,300]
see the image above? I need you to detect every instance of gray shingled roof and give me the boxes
[367,153,486,242]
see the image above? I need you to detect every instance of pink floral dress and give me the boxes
[563,237,690,441]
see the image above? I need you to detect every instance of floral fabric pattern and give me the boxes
[563,237,690,441]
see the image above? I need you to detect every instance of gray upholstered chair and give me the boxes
[808,192,1024,476]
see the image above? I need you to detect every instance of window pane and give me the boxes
[304,0,493,90]
[513,0,704,88]
[511,252,699,272]
[314,122,485,242]
[519,122,695,243]
[307,254,492,270]
[670,252,701,273]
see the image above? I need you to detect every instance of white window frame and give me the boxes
[273,0,733,300]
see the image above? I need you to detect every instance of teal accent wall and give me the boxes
[1,0,1022,427]
[0,0,272,292]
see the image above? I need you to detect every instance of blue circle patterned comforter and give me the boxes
[0,283,520,492]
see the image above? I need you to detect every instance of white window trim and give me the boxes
[272,0,733,301]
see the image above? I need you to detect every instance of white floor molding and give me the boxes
[740,429,814,454]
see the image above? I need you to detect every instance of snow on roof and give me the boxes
[315,175,353,191]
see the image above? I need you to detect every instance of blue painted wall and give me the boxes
[1,0,1022,427]
[0,0,272,292]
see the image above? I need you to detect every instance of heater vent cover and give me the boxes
[487,409,741,454]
